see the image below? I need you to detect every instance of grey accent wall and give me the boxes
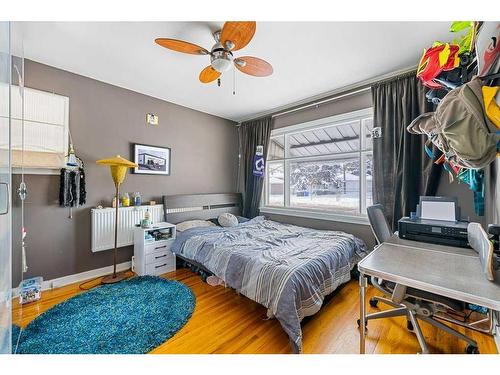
[12,60,238,285]
[273,90,373,129]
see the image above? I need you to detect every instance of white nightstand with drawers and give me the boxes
[133,222,176,276]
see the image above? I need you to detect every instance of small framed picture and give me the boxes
[133,143,171,175]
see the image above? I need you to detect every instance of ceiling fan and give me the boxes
[155,21,273,84]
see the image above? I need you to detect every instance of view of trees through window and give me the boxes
[289,157,372,213]
[264,109,373,216]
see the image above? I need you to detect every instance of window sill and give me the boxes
[259,206,370,225]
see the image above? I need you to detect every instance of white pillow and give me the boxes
[218,213,239,227]
[176,220,216,232]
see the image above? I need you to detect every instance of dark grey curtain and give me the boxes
[484,75,500,225]
[238,117,273,218]
[372,72,442,230]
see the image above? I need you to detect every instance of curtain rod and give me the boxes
[238,65,417,124]
[272,86,371,118]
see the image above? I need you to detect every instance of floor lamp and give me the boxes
[96,155,138,284]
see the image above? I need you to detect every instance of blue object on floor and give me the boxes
[14,276,195,354]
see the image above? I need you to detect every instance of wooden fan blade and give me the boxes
[234,56,273,77]
[155,38,209,55]
[220,21,256,51]
[199,66,221,83]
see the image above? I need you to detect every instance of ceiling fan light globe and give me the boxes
[211,57,233,73]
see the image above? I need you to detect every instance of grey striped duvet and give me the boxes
[171,216,368,352]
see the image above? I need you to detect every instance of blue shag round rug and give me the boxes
[15,276,195,354]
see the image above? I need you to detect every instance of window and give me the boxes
[0,83,69,172]
[262,108,373,223]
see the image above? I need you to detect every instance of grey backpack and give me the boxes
[408,77,499,169]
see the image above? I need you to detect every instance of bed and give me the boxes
[163,193,369,353]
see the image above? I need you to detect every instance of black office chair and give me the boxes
[363,204,480,354]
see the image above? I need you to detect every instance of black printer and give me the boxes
[398,217,470,248]
[397,196,471,248]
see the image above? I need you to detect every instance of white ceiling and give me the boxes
[16,22,454,121]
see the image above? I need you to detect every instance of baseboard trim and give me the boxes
[47,261,132,290]
[13,261,132,297]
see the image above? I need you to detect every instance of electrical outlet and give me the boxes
[146,113,159,126]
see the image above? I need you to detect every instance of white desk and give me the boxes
[357,236,500,353]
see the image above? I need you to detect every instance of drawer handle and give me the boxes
[155,263,167,269]
[155,245,167,250]
[154,254,167,260]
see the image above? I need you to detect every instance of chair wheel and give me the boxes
[465,344,479,354]
[369,298,378,308]
[406,320,414,331]
[357,319,368,328]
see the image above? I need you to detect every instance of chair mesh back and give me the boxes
[367,204,392,244]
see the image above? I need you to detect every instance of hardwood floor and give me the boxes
[12,268,498,354]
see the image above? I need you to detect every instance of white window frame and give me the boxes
[261,107,373,225]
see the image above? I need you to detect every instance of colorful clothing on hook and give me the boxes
[482,85,500,128]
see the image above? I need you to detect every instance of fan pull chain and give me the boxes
[233,68,236,95]
[217,78,221,87]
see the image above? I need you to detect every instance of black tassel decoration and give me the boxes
[79,167,86,205]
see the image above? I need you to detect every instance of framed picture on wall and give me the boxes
[133,143,171,175]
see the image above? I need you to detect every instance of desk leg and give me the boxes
[359,273,368,354]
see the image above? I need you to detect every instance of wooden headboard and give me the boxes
[162,193,242,224]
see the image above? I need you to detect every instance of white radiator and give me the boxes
[91,205,164,252]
